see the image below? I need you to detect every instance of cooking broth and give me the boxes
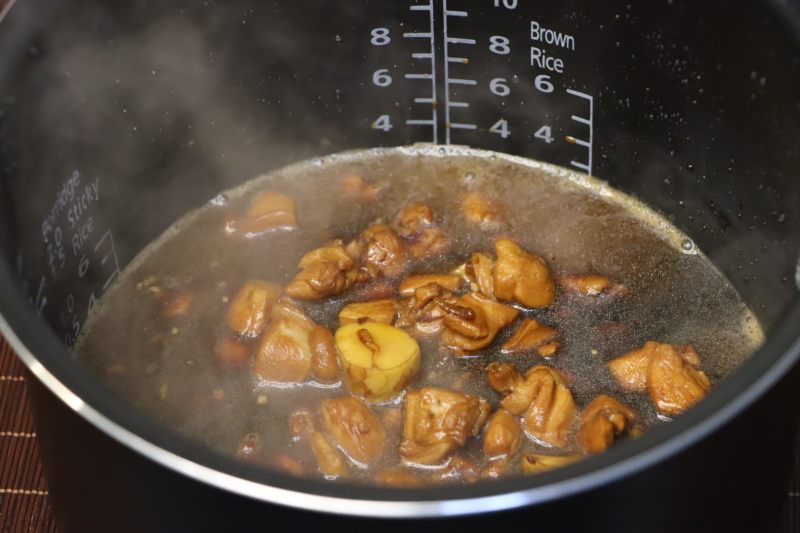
[75,146,763,485]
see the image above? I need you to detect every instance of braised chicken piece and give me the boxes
[483,409,522,459]
[501,318,560,357]
[522,366,578,447]
[395,282,459,336]
[226,280,281,337]
[647,345,710,416]
[284,241,362,300]
[320,397,386,466]
[374,467,424,488]
[338,299,398,326]
[577,395,637,454]
[214,336,252,370]
[493,239,556,308]
[346,224,408,279]
[521,453,581,475]
[309,325,340,382]
[608,341,701,392]
[488,363,577,447]
[392,203,449,259]
[558,274,630,297]
[253,301,317,382]
[461,192,501,227]
[233,190,298,235]
[398,274,463,296]
[486,362,523,397]
[309,432,349,479]
[440,292,520,352]
[400,387,491,466]
[288,408,348,478]
[341,174,379,201]
[464,252,495,298]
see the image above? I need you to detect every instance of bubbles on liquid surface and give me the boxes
[209,194,228,206]
[681,238,697,254]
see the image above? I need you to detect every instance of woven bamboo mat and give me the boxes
[0,339,57,533]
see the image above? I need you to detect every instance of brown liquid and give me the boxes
[75,146,763,484]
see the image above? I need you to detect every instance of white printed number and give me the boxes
[490,119,510,139]
[371,115,393,132]
[534,125,554,144]
[489,36,510,55]
[372,69,392,87]
[370,28,391,46]
[534,74,554,93]
[493,0,518,8]
[489,78,510,97]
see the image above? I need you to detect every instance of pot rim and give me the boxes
[1,146,799,518]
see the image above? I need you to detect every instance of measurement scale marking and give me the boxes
[444,9,467,17]
[566,89,594,175]
[447,56,468,64]
[449,122,477,130]
[446,37,476,45]
[448,101,469,108]
[404,0,437,142]
[447,78,477,85]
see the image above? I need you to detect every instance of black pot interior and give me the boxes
[0,0,799,505]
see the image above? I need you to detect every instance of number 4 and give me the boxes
[371,115,393,132]
[534,125,554,144]
[490,119,510,139]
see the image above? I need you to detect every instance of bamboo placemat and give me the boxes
[0,338,57,533]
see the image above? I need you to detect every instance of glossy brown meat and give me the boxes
[501,318,559,357]
[309,325,339,382]
[320,397,386,466]
[647,345,710,416]
[309,432,348,479]
[253,301,316,382]
[465,252,495,298]
[285,242,361,300]
[226,280,281,337]
[341,174,379,201]
[395,282,459,336]
[608,341,702,392]
[483,409,522,459]
[398,274,463,296]
[440,292,519,352]
[486,362,522,396]
[498,366,577,448]
[577,394,637,454]
[400,387,491,466]
[521,453,581,474]
[235,190,298,235]
[461,192,501,227]
[214,336,252,370]
[338,299,398,326]
[348,224,408,279]
[393,203,450,259]
[492,239,556,308]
